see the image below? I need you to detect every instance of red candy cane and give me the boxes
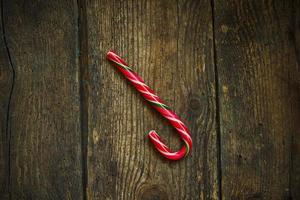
[106,51,192,160]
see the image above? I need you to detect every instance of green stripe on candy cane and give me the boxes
[110,59,133,71]
[146,99,171,110]
[183,140,190,156]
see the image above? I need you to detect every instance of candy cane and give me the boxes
[106,51,192,160]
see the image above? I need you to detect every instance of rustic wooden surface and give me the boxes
[1,0,83,199]
[214,0,300,199]
[0,0,12,198]
[0,0,299,199]
[85,0,218,199]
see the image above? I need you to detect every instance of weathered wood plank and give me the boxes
[291,0,300,197]
[3,0,83,199]
[0,1,13,199]
[214,0,300,199]
[85,0,219,199]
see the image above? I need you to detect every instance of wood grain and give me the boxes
[214,0,300,199]
[0,0,298,199]
[85,0,219,199]
[291,0,300,197]
[0,1,13,199]
[3,0,83,199]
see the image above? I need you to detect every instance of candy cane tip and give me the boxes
[147,130,157,136]
[106,50,115,58]
[147,130,162,141]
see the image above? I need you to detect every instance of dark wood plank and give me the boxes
[214,0,300,199]
[291,0,300,197]
[0,1,13,199]
[3,0,83,199]
[85,0,219,199]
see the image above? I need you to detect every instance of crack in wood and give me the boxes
[1,0,15,198]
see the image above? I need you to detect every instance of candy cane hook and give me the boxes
[106,51,192,160]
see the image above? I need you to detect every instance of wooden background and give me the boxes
[0,0,299,199]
